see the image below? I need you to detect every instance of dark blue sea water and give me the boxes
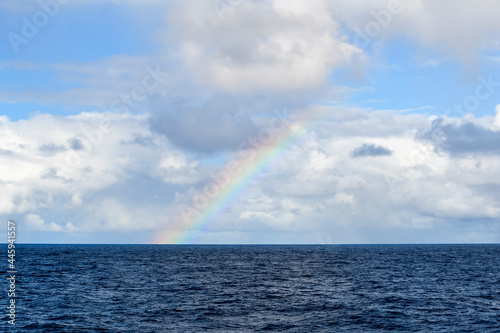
[4,244,500,332]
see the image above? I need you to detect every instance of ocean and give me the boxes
[5,244,500,332]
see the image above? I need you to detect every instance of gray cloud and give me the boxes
[0,148,18,156]
[351,143,392,158]
[121,135,157,147]
[39,143,67,155]
[418,118,500,156]
[149,94,259,153]
[68,138,84,151]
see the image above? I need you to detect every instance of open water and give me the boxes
[4,244,500,332]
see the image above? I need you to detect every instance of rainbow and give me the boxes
[153,108,328,244]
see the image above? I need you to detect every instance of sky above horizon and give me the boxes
[1,0,500,244]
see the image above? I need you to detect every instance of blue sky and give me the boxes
[1,0,500,244]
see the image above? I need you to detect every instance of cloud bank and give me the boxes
[2,107,500,243]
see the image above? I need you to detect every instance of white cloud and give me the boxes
[495,104,500,128]
[0,111,200,233]
[218,107,500,242]
[333,0,500,68]
[1,107,500,243]
[156,152,200,185]
[25,213,75,232]
[169,0,360,92]
[83,198,167,232]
